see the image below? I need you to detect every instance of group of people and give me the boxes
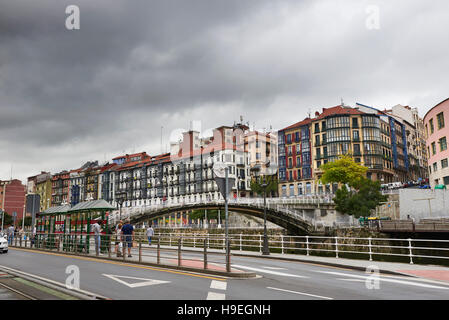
[2,225,26,245]
[91,219,154,258]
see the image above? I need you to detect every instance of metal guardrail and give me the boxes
[8,232,449,266]
[139,232,449,265]
[8,232,232,273]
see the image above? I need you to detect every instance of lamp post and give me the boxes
[251,165,276,256]
[117,197,125,222]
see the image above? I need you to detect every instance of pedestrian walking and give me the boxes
[7,225,14,245]
[92,220,103,256]
[115,223,123,257]
[121,219,134,258]
[146,224,154,246]
[31,225,37,247]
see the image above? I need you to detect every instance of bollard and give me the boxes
[139,239,142,263]
[20,236,22,248]
[259,235,262,253]
[108,237,111,259]
[226,239,231,273]
[306,236,310,256]
[157,238,161,265]
[335,236,339,258]
[203,238,207,270]
[281,235,284,254]
[368,237,373,261]
[178,238,182,267]
[123,240,126,262]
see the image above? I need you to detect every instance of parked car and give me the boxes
[0,233,8,253]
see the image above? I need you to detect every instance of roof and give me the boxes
[315,105,363,120]
[424,97,449,121]
[280,118,312,132]
[68,200,116,212]
[42,205,71,215]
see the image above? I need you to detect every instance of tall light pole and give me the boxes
[251,164,276,256]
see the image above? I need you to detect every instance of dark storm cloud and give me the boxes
[1,0,449,181]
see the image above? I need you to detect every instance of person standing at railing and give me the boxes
[146,224,154,246]
[92,220,103,256]
[7,225,14,245]
[115,223,123,257]
[121,219,134,258]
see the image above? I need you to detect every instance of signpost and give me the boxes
[213,163,235,273]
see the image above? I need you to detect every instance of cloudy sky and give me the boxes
[1,0,449,183]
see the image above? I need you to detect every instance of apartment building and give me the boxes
[424,98,449,188]
[35,172,52,212]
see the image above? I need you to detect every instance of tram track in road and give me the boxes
[0,279,37,300]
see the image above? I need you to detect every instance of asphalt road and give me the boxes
[2,248,449,300]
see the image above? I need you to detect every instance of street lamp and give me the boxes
[251,164,277,256]
[117,195,126,221]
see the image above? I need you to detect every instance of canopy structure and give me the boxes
[41,205,71,216]
[68,199,116,213]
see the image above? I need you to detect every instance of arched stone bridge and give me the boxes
[111,197,337,235]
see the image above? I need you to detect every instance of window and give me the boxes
[315,123,320,133]
[315,135,320,145]
[296,156,301,166]
[439,137,447,152]
[432,142,436,155]
[317,161,321,168]
[442,158,448,169]
[430,119,434,134]
[352,118,358,127]
[437,112,445,130]
[444,176,449,185]
[353,130,359,141]
[433,162,438,172]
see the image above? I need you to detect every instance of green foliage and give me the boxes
[0,212,13,226]
[18,216,33,227]
[319,154,367,187]
[333,178,388,218]
[189,209,225,221]
[250,175,278,196]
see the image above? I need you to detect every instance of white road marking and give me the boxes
[263,267,288,270]
[336,278,366,282]
[210,280,227,291]
[207,292,226,300]
[102,274,170,288]
[232,265,307,278]
[318,271,449,290]
[267,287,333,300]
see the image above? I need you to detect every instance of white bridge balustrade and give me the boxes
[108,195,341,231]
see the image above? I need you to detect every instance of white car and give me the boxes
[0,233,8,253]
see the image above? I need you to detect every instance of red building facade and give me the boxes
[0,179,26,225]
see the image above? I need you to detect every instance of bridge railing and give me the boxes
[109,196,335,227]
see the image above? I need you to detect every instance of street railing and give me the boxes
[137,232,449,265]
[11,231,448,266]
[9,232,232,273]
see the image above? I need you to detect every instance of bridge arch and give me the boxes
[128,202,314,235]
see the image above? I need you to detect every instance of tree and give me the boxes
[18,216,33,227]
[0,212,13,227]
[250,175,278,196]
[333,178,388,218]
[319,154,367,187]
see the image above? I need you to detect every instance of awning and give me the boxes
[68,200,116,213]
[41,205,71,216]
[435,184,447,189]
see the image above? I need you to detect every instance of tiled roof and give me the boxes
[315,105,363,120]
[281,118,312,132]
